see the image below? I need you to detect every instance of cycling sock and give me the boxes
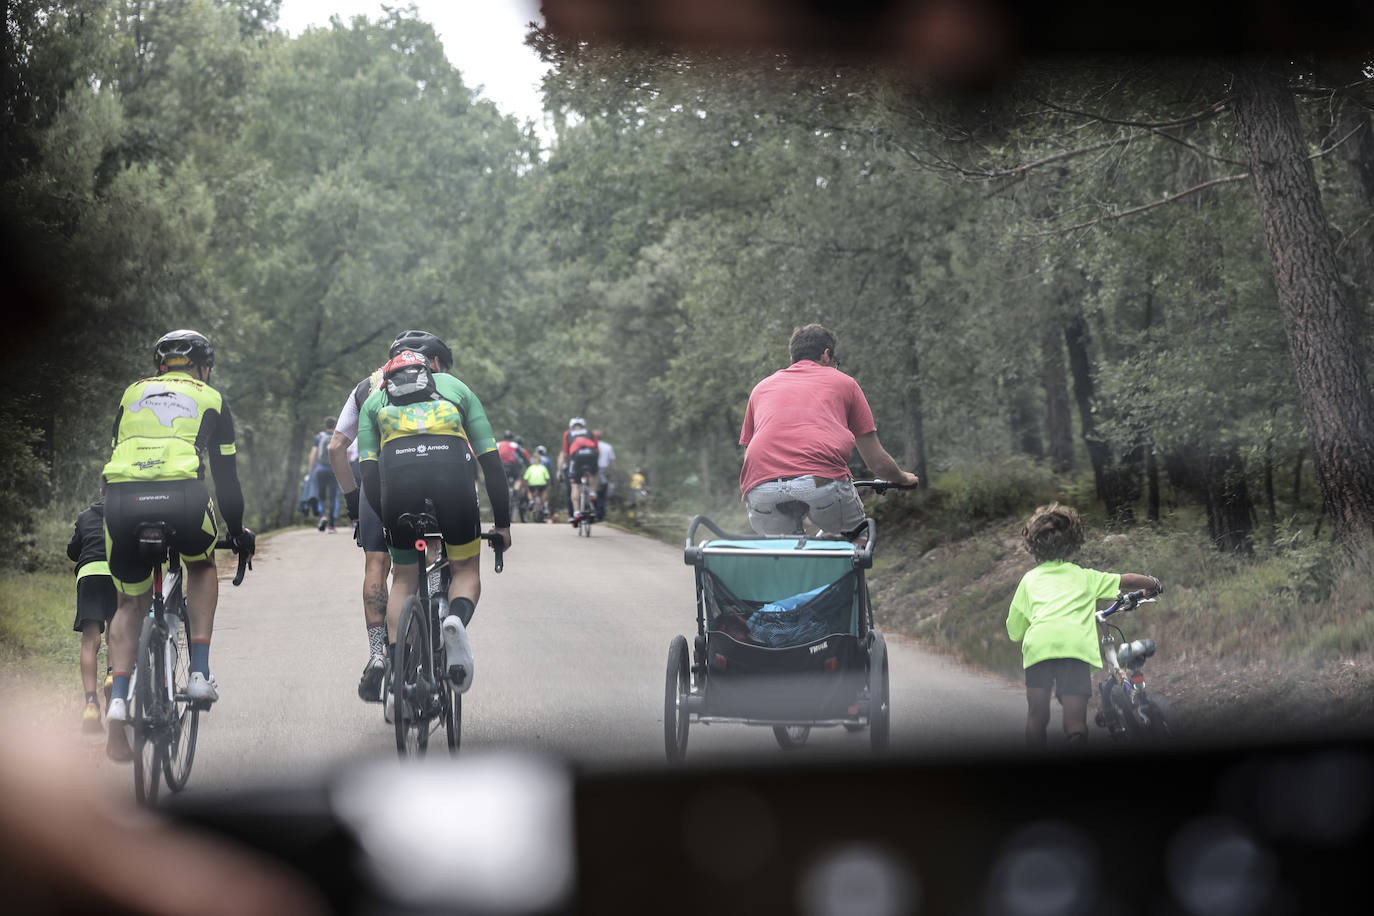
[451,597,476,627]
[112,673,130,702]
[190,640,211,676]
[85,692,98,705]
[367,624,387,657]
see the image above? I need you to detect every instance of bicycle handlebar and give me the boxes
[214,538,252,586]
[1097,589,1151,621]
[854,479,918,494]
[395,511,506,574]
[482,531,505,574]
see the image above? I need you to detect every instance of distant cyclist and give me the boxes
[356,343,511,699]
[522,459,551,519]
[558,418,600,526]
[496,430,531,508]
[100,330,255,761]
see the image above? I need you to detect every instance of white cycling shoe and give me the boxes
[106,697,128,723]
[440,615,475,694]
[187,672,219,703]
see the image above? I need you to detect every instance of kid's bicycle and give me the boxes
[390,508,504,757]
[1094,589,1173,740]
[127,525,251,804]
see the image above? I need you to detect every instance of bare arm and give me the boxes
[328,430,356,492]
[853,432,919,487]
[1120,573,1162,596]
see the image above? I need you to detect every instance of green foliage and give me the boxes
[924,455,1061,524]
[0,570,73,673]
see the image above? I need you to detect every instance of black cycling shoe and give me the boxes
[447,664,469,692]
[358,655,386,702]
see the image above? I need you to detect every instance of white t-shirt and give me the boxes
[336,386,362,440]
[597,440,616,469]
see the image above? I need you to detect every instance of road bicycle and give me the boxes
[127,525,250,804]
[575,470,597,537]
[1094,589,1173,740]
[391,509,504,757]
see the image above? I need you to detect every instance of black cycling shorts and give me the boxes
[103,480,217,595]
[569,448,598,482]
[1024,658,1093,698]
[380,435,481,564]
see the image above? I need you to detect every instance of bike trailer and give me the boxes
[684,523,874,723]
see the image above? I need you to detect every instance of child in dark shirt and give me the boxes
[67,492,117,733]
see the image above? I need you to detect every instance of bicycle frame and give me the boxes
[1095,592,1163,738]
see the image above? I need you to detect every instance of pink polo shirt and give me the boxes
[738,360,877,496]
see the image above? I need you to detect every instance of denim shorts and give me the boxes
[744,476,866,536]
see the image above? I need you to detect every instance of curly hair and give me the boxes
[1023,503,1084,562]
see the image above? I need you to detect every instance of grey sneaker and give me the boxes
[187,672,219,703]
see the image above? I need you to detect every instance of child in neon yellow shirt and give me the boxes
[1007,503,1161,748]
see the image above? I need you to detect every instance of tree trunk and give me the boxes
[276,409,311,529]
[1232,61,1374,552]
[1065,313,1138,522]
[1005,369,1043,459]
[1041,325,1074,471]
[900,330,928,483]
[1315,57,1374,313]
[1146,447,1160,523]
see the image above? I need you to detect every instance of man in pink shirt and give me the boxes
[739,324,919,535]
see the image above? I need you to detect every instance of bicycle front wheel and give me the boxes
[163,610,199,791]
[132,616,164,805]
[393,596,432,757]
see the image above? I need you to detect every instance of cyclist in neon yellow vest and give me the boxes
[100,330,255,763]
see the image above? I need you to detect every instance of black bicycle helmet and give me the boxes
[389,329,453,369]
[154,329,214,370]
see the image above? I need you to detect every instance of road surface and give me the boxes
[168,522,1027,794]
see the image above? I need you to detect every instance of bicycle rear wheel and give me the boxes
[163,609,199,791]
[869,630,891,753]
[132,616,164,805]
[393,596,432,757]
[443,683,462,752]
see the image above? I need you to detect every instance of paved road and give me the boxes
[173,522,1027,795]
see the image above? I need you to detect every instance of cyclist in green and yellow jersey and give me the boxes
[100,330,255,762]
[357,341,511,700]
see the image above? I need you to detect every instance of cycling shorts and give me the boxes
[357,477,387,553]
[380,435,481,565]
[103,480,217,595]
[569,448,598,481]
[502,461,523,483]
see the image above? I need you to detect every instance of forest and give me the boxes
[2,1,1372,586]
